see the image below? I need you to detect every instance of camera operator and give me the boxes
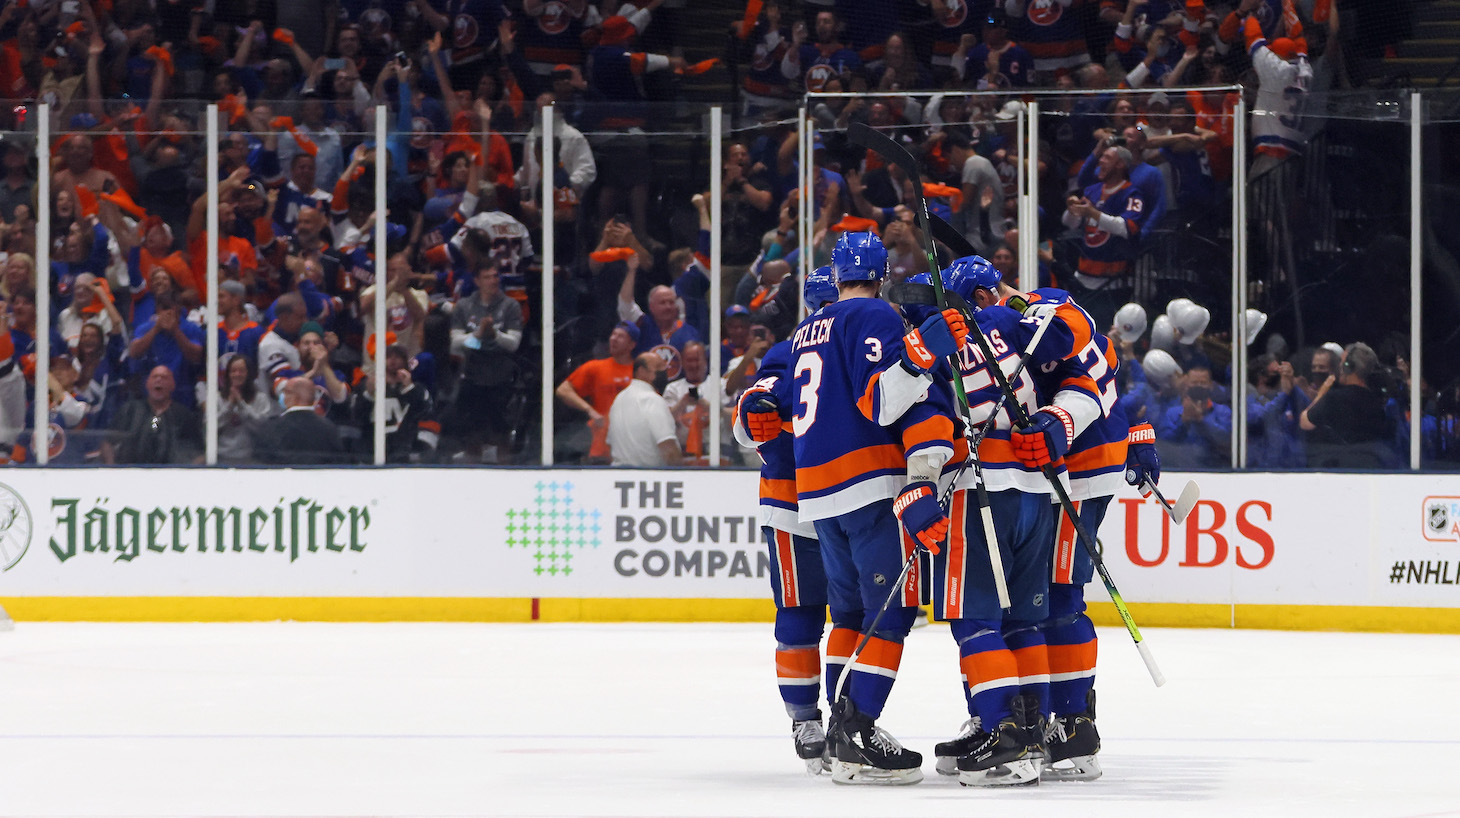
[1300,341,1394,467]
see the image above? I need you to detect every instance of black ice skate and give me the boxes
[792,714,832,775]
[955,694,1045,787]
[933,718,983,776]
[829,699,923,785]
[1043,689,1102,781]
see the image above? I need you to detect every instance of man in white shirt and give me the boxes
[607,352,683,467]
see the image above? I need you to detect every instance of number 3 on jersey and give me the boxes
[792,352,823,436]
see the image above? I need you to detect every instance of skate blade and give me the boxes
[831,760,923,785]
[934,755,959,776]
[957,759,1041,787]
[804,756,831,776]
[1042,754,1102,782]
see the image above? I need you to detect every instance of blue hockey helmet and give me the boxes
[895,272,943,327]
[804,265,838,311]
[943,255,1004,307]
[831,231,888,283]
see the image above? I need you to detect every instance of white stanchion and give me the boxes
[373,106,387,465]
[541,105,555,466]
[33,105,50,465]
[205,105,219,465]
[709,107,723,468]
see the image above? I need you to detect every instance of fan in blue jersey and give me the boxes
[759,232,966,786]
[943,256,1165,782]
[732,265,839,775]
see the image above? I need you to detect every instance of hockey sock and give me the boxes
[951,619,1018,727]
[846,635,904,720]
[823,625,858,710]
[1045,584,1098,717]
[1005,620,1050,719]
[774,606,827,721]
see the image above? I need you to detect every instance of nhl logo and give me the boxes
[0,482,33,572]
[1428,501,1449,536]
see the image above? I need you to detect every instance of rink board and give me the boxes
[0,469,1458,630]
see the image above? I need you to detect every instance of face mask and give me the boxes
[1263,372,1282,388]
[651,372,669,395]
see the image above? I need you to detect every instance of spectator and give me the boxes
[732,0,796,116]
[0,138,33,223]
[1296,345,1340,404]
[356,344,438,464]
[217,280,266,369]
[57,274,126,352]
[1247,353,1306,468]
[258,292,307,397]
[721,305,752,373]
[954,10,1035,87]
[1062,145,1151,329]
[102,365,204,465]
[1300,341,1393,468]
[663,340,713,463]
[555,322,637,464]
[277,91,345,193]
[517,91,598,234]
[944,129,1005,256]
[781,9,860,93]
[1076,124,1168,235]
[447,264,525,464]
[607,351,682,467]
[720,141,776,308]
[128,292,205,408]
[361,251,431,361]
[216,354,276,465]
[74,320,128,437]
[723,322,774,420]
[253,376,349,465]
[1156,364,1233,468]
[618,253,702,360]
[1008,0,1093,75]
[51,135,120,203]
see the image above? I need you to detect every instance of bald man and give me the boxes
[618,253,703,357]
[254,376,348,464]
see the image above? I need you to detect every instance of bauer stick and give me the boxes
[849,124,1164,687]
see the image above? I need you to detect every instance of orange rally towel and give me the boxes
[675,58,720,75]
[74,185,99,219]
[220,94,247,124]
[98,188,147,219]
[589,247,636,263]
[923,182,964,211]
[738,0,763,39]
[272,28,295,46]
[145,46,175,77]
[832,215,880,236]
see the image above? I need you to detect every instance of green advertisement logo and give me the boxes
[503,480,602,577]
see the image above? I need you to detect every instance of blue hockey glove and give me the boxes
[901,308,969,373]
[738,388,782,443]
[1010,406,1075,469]
[1124,422,1160,497]
[892,480,947,555]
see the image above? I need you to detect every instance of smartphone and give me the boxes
[324,57,347,71]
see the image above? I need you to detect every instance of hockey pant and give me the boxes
[1044,496,1111,718]
[935,487,1055,727]
[812,499,922,720]
[764,525,829,721]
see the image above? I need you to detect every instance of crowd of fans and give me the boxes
[0,0,1447,468]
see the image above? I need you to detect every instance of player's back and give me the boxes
[750,340,814,537]
[778,296,913,521]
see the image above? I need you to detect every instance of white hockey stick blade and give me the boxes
[1171,481,1201,525]
[0,604,13,632]
[1137,639,1165,687]
[980,503,1012,609]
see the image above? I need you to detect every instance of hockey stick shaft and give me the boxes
[850,127,1162,687]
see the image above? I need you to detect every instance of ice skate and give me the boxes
[829,700,923,785]
[792,715,831,775]
[955,694,1045,787]
[933,718,982,776]
[1043,690,1102,782]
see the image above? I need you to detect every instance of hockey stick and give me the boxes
[1146,479,1200,525]
[829,543,922,709]
[850,123,1165,688]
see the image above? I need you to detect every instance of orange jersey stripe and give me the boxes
[1053,501,1080,585]
[760,477,798,506]
[1066,439,1127,474]
[1011,644,1052,679]
[775,646,820,679]
[945,490,968,620]
[775,529,799,606]
[796,444,906,495]
[962,649,1018,689]
[858,637,905,674]
[1047,641,1098,676]
[826,627,859,661]
[902,414,954,452]
[855,369,882,422]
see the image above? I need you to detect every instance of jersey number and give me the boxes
[792,352,823,436]
[1076,340,1119,415]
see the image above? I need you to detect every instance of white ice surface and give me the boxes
[1,622,1456,817]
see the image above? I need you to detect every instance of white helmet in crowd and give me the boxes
[1142,349,1183,389]
[1150,314,1176,352]
[1244,308,1268,346]
[1113,302,1148,342]
[1167,298,1211,345]
[1322,341,1345,360]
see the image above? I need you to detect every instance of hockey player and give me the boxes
[889,259,1104,787]
[938,255,1163,781]
[733,266,840,774]
[749,232,967,785]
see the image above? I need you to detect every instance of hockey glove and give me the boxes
[738,389,782,443]
[893,480,947,555]
[1124,422,1160,496]
[901,308,970,374]
[1010,406,1075,468]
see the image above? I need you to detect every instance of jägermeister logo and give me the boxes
[49,497,371,564]
[0,482,33,571]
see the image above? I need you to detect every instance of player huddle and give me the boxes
[732,230,1161,787]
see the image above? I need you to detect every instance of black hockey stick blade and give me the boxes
[927,212,977,258]
[846,122,921,181]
